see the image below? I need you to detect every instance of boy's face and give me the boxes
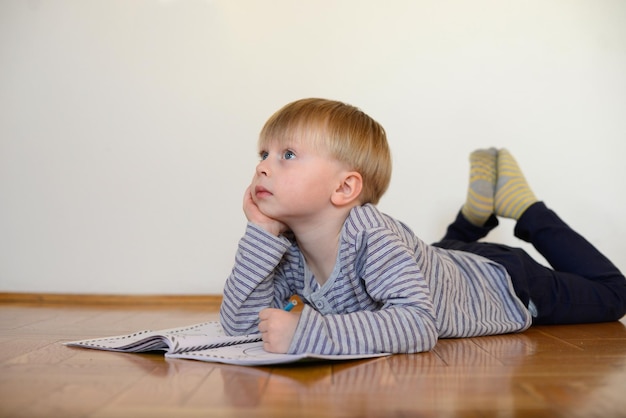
[251,139,349,226]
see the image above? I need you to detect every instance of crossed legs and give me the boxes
[436,149,626,324]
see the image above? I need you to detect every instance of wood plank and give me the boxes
[0,292,222,306]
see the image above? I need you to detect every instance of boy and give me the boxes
[220,98,626,355]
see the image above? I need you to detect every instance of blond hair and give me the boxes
[258,98,392,205]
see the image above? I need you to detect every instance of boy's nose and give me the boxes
[256,160,269,176]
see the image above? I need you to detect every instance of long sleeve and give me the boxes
[219,223,293,335]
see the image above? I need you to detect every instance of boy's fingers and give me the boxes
[258,307,276,321]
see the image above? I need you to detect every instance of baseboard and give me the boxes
[0,292,223,306]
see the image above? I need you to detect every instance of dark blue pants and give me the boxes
[433,202,626,325]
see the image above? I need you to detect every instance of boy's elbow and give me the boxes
[219,309,256,336]
[386,325,438,354]
[218,313,235,336]
[398,305,439,353]
[407,323,438,353]
[421,336,438,353]
[405,336,437,354]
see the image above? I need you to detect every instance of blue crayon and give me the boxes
[283,300,297,312]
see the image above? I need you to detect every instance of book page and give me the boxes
[166,341,390,366]
[65,322,261,353]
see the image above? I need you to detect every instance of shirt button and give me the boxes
[316,301,325,309]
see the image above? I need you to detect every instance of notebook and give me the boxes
[65,321,389,366]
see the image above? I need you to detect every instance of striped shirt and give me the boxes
[220,204,531,355]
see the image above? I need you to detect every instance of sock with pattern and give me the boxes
[461,148,497,226]
[495,149,538,220]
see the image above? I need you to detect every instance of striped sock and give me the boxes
[461,148,497,226]
[495,149,538,220]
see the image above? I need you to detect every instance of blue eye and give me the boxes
[260,151,269,160]
[283,150,296,160]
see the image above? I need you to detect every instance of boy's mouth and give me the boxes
[254,186,272,198]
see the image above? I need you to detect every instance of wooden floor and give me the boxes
[2,301,626,418]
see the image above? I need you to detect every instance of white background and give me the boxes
[1,0,625,295]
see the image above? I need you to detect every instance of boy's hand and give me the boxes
[258,308,300,353]
[243,186,288,237]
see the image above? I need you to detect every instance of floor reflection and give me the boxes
[210,322,626,415]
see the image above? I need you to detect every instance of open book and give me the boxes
[65,321,389,366]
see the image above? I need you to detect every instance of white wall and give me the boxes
[1,0,625,295]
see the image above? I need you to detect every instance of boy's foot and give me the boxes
[495,149,538,220]
[462,148,497,226]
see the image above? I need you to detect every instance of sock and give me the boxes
[461,148,497,226]
[495,149,538,220]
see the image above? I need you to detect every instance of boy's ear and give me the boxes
[331,171,363,206]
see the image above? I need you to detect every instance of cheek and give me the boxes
[303,176,335,197]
